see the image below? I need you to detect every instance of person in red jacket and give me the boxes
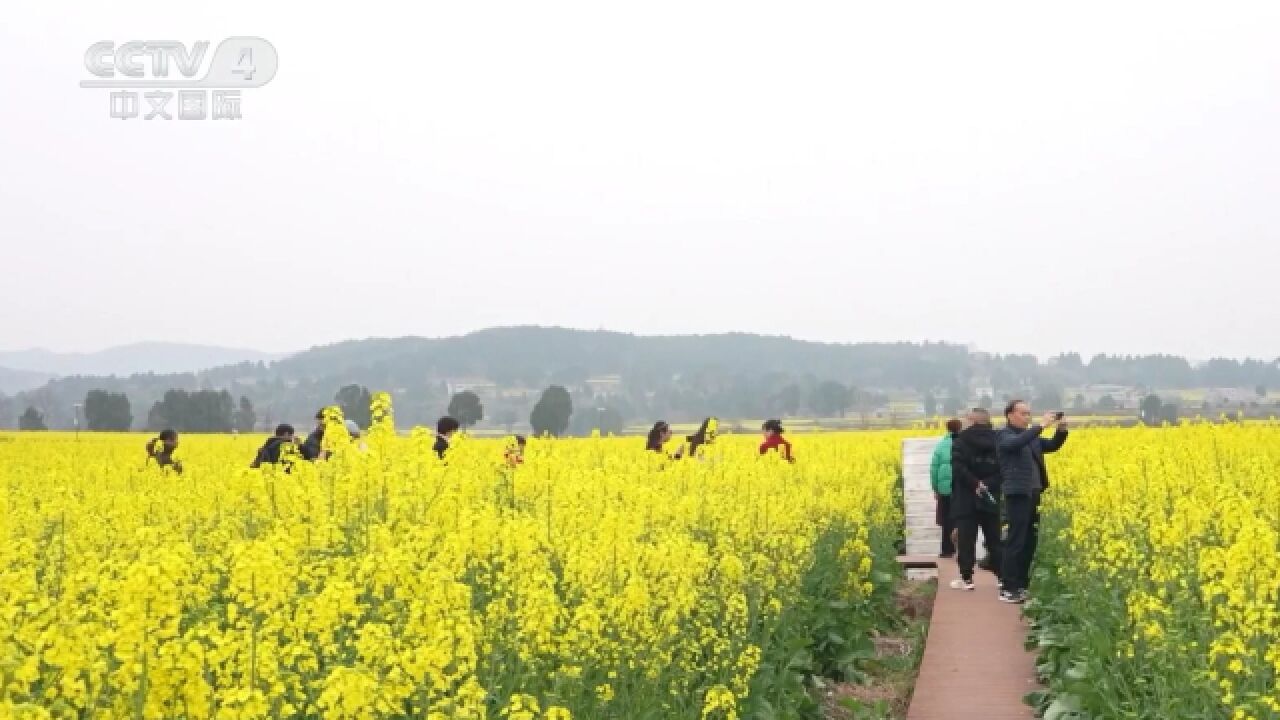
[759,419,794,461]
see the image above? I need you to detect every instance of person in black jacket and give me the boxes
[300,410,326,461]
[995,400,1069,603]
[251,424,297,468]
[949,409,1002,591]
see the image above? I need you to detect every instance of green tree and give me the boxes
[448,391,485,428]
[1072,393,1087,410]
[334,384,373,429]
[809,380,853,418]
[530,385,573,437]
[923,392,938,417]
[1096,395,1118,412]
[147,389,235,432]
[234,396,256,432]
[84,389,132,431]
[1140,394,1163,427]
[770,383,802,416]
[19,406,47,431]
[1160,402,1180,425]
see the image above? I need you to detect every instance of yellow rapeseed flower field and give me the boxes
[1029,422,1280,720]
[0,400,905,720]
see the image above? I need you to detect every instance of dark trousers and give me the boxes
[1001,492,1041,592]
[956,510,1001,582]
[937,495,955,555]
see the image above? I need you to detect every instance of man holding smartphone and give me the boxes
[995,400,1069,603]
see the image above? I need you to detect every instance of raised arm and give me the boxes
[1040,426,1069,454]
[997,425,1044,451]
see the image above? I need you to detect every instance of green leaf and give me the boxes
[1043,694,1083,720]
[1024,690,1050,710]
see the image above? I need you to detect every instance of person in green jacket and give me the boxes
[931,418,962,557]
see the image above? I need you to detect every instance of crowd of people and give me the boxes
[931,400,1069,603]
[146,412,800,474]
[645,417,795,462]
[143,401,1066,607]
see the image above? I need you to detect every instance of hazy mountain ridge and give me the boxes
[0,367,56,395]
[0,342,286,377]
[2,326,1278,431]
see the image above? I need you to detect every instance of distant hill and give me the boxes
[0,342,286,378]
[0,366,55,395]
[2,327,1277,431]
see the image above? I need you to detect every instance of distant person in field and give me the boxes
[146,429,182,473]
[646,421,685,458]
[434,416,461,459]
[996,400,1069,604]
[251,423,297,468]
[759,419,794,462]
[505,435,527,466]
[949,409,1003,590]
[684,417,718,458]
[300,410,326,461]
[931,418,961,559]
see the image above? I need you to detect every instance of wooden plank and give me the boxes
[906,563,1040,720]
[902,437,942,557]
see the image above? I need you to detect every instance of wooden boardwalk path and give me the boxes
[904,560,1040,719]
[899,438,1039,719]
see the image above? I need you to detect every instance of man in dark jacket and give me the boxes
[996,400,1069,603]
[300,411,326,461]
[950,409,1002,590]
[252,424,297,468]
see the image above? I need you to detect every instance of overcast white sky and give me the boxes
[1,1,1278,360]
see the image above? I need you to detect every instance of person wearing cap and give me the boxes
[345,419,369,451]
[759,419,794,462]
[300,410,326,461]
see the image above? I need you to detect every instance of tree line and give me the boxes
[4,328,1279,431]
[14,383,579,437]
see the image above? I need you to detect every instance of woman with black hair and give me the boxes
[146,429,183,473]
[759,419,794,462]
[646,420,689,459]
[684,417,719,458]
[646,421,674,453]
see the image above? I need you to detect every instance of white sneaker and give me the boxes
[949,578,975,591]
